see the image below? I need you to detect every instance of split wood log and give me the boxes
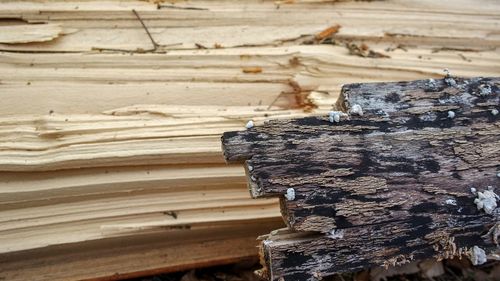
[2,46,499,116]
[260,217,496,281]
[0,220,282,281]
[0,106,310,171]
[0,105,293,280]
[1,1,499,52]
[222,77,500,280]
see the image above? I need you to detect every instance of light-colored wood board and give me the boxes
[0,23,66,44]
[0,164,248,209]
[0,107,312,171]
[0,45,499,115]
[0,199,279,253]
[0,0,499,51]
[0,81,292,114]
[0,220,284,281]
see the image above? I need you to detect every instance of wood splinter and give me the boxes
[222,77,499,281]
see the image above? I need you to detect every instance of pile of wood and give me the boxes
[0,0,499,280]
[0,106,296,280]
[222,77,500,281]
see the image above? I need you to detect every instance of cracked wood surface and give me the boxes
[0,220,282,281]
[2,45,499,116]
[1,1,500,117]
[222,77,499,280]
[223,77,499,232]
[2,1,500,280]
[0,106,311,172]
[261,216,496,281]
[1,0,499,52]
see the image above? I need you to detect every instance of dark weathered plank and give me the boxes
[221,77,499,280]
[222,77,499,163]
[247,119,499,232]
[261,216,497,281]
[222,77,499,232]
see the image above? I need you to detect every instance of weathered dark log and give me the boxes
[261,216,496,281]
[222,77,499,232]
[223,77,499,164]
[221,77,500,280]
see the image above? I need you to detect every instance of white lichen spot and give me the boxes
[479,84,492,96]
[350,104,364,116]
[328,229,344,239]
[470,187,477,194]
[328,111,340,123]
[427,78,438,90]
[285,188,295,201]
[492,109,499,116]
[470,246,487,265]
[474,188,499,214]
[442,69,457,87]
[447,111,455,119]
[445,199,457,206]
[250,175,257,182]
[497,172,500,178]
[445,77,457,87]
[248,165,253,172]
[245,120,254,129]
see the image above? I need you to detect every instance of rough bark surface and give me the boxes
[223,77,499,231]
[262,217,496,281]
[222,77,500,281]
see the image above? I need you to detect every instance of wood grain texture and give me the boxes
[0,106,310,171]
[0,220,282,281]
[1,0,500,280]
[261,217,496,281]
[222,77,500,280]
[1,0,499,52]
[0,23,65,44]
[223,78,499,232]
[2,46,500,116]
